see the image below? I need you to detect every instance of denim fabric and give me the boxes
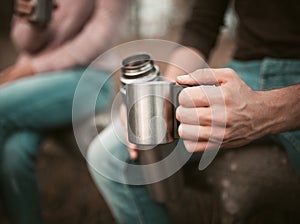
[88,119,172,224]
[87,58,300,223]
[228,59,300,174]
[0,67,113,224]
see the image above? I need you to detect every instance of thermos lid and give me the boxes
[120,53,160,95]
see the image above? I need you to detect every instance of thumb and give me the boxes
[176,68,221,86]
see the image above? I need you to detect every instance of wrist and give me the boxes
[256,89,286,136]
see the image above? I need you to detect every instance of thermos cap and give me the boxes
[120,53,160,95]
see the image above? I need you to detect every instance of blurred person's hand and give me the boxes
[15,0,57,20]
[120,104,138,160]
[0,64,36,86]
[176,68,270,152]
[15,0,36,17]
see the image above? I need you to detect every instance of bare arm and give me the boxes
[11,0,51,53]
[261,84,300,134]
[3,0,128,85]
[163,46,206,81]
[164,0,230,81]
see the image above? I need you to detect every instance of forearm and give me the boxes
[163,46,206,81]
[165,0,231,81]
[260,84,300,135]
[171,46,206,70]
[180,0,230,59]
[0,64,35,86]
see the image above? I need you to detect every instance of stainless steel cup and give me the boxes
[126,81,184,146]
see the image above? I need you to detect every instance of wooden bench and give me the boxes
[37,126,300,223]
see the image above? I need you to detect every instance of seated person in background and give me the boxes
[0,0,128,223]
[87,0,300,223]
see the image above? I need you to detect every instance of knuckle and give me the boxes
[185,146,194,153]
[178,124,183,137]
[184,142,197,153]
[221,89,231,105]
[197,143,206,152]
[175,107,182,121]
[178,89,186,105]
[223,129,232,141]
[223,68,235,75]
[192,69,204,79]
[178,88,191,106]
[197,111,204,124]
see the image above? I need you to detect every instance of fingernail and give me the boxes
[176,107,181,121]
[131,151,138,160]
[178,124,182,137]
[177,75,190,82]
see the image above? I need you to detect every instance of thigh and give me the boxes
[87,119,130,182]
[0,131,42,173]
[87,121,172,224]
[0,67,112,130]
[226,60,261,90]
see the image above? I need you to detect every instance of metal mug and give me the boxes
[126,81,184,146]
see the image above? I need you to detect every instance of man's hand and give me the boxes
[0,64,36,86]
[176,68,270,152]
[120,104,138,160]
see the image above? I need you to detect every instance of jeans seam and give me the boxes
[123,183,146,224]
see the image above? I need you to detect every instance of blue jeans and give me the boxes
[228,58,300,173]
[0,67,113,224]
[87,58,300,224]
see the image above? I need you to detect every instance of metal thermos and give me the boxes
[15,0,53,26]
[121,53,184,203]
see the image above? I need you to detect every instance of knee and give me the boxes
[96,79,114,110]
[86,136,111,178]
[0,132,40,179]
[86,139,111,188]
[86,131,129,186]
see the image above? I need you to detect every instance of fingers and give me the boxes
[120,104,138,160]
[178,85,223,108]
[120,104,127,126]
[16,0,35,15]
[178,124,225,142]
[183,140,220,152]
[176,68,219,86]
[175,69,231,154]
[178,124,211,140]
[176,105,226,126]
[0,67,16,85]
[128,144,138,160]
[178,86,210,107]
[176,106,212,125]
[176,68,235,86]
